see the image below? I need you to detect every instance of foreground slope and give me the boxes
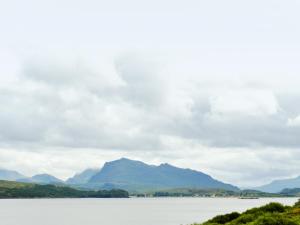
[194,200,300,225]
[0,180,128,198]
[88,158,239,191]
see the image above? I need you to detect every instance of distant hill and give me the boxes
[66,169,99,184]
[150,188,237,197]
[88,158,239,192]
[17,173,63,184]
[144,188,282,198]
[239,189,282,197]
[280,188,300,196]
[0,180,128,198]
[0,169,26,181]
[255,176,300,193]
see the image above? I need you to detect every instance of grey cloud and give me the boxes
[2,0,300,186]
[115,55,166,109]
[1,56,300,152]
[0,57,165,151]
[166,106,300,149]
[23,60,121,92]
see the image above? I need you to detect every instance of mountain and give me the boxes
[0,169,26,181]
[88,158,239,192]
[255,176,300,193]
[66,168,99,184]
[17,174,63,184]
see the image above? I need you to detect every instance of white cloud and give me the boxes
[287,115,300,127]
[1,0,300,184]
[0,147,123,179]
[209,89,279,117]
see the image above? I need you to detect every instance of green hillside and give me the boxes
[193,200,300,225]
[0,180,128,198]
[0,180,35,188]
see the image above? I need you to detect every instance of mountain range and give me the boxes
[2,159,300,193]
[0,158,239,192]
[0,169,63,185]
[18,174,64,184]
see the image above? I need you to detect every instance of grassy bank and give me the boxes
[0,180,129,198]
[194,200,300,225]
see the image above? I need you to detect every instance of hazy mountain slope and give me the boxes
[66,169,99,184]
[88,158,239,191]
[0,169,26,181]
[18,174,63,184]
[255,176,300,193]
[280,188,300,196]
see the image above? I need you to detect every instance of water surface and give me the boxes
[0,198,297,225]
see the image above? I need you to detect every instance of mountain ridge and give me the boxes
[66,168,99,184]
[88,158,239,192]
[0,169,26,181]
[1,158,241,192]
[17,173,63,184]
[255,175,300,193]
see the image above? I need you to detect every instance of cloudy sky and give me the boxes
[1,0,300,187]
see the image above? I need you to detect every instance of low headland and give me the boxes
[0,180,129,198]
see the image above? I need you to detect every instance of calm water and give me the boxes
[0,198,297,225]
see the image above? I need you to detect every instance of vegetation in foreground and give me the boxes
[0,180,129,198]
[193,200,300,225]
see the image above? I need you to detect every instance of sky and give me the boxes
[1,0,300,187]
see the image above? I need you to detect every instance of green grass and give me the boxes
[193,201,300,225]
[0,180,129,198]
[0,180,35,188]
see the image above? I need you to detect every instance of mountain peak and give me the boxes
[115,157,134,163]
[104,158,146,167]
[114,157,140,163]
[159,163,174,168]
[32,173,54,178]
[66,168,99,184]
[120,157,131,161]
[18,173,63,184]
[89,158,239,192]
